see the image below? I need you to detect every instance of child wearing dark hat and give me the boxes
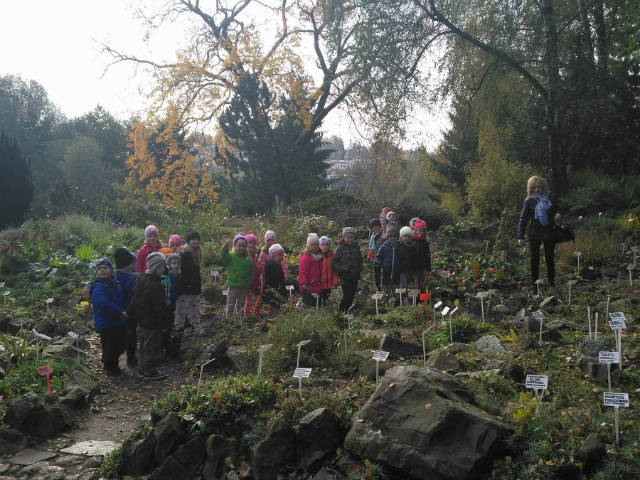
[220,233,254,316]
[174,231,202,331]
[114,247,138,368]
[90,257,127,376]
[331,227,363,312]
[375,226,409,305]
[127,252,170,380]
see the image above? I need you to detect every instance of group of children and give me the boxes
[90,209,431,378]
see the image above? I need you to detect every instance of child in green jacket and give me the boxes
[220,233,254,316]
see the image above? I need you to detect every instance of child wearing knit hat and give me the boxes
[220,234,254,317]
[136,225,163,273]
[319,236,339,305]
[262,244,288,313]
[375,226,410,305]
[174,231,202,332]
[90,258,127,376]
[410,219,431,292]
[128,252,170,380]
[331,227,363,312]
[254,230,288,315]
[299,233,324,308]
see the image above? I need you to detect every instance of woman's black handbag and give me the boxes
[553,225,575,243]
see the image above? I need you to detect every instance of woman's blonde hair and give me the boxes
[526,176,549,197]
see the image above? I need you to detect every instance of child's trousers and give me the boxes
[226,287,248,316]
[174,294,201,329]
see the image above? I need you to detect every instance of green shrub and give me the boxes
[100,446,123,478]
[564,168,640,213]
[303,191,371,227]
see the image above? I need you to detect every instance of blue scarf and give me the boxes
[533,195,552,226]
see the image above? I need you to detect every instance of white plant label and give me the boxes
[46,298,55,304]
[574,251,582,256]
[258,344,273,353]
[525,375,548,390]
[0,345,5,351]
[440,271,450,278]
[395,288,406,294]
[286,285,294,291]
[441,306,450,316]
[67,331,79,339]
[603,392,629,408]
[311,292,320,299]
[3,291,10,296]
[371,292,384,300]
[372,350,390,361]
[434,301,443,309]
[450,306,459,316]
[296,340,311,348]
[409,289,420,297]
[533,310,545,320]
[293,368,312,378]
[608,312,627,330]
[599,351,620,364]
[0,282,5,288]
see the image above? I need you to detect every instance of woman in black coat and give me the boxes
[517,175,561,291]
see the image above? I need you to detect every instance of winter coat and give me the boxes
[136,243,162,273]
[90,278,126,332]
[375,240,409,282]
[332,243,363,281]
[162,268,180,307]
[220,246,254,288]
[298,250,323,293]
[264,259,286,295]
[257,250,287,280]
[115,270,136,306]
[517,193,559,241]
[408,237,431,273]
[321,251,340,290]
[178,249,201,295]
[127,273,172,330]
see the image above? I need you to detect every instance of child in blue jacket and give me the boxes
[90,257,127,376]
[375,226,409,305]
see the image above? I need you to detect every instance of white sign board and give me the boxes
[434,301,443,309]
[395,288,406,294]
[3,291,10,296]
[441,306,450,316]
[46,298,55,304]
[450,306,459,316]
[599,351,620,364]
[286,285,294,291]
[0,282,5,288]
[603,392,629,408]
[525,375,549,390]
[440,271,450,277]
[372,350,390,361]
[533,310,545,320]
[574,251,582,256]
[371,292,384,300]
[608,312,627,330]
[296,339,311,347]
[67,331,79,339]
[293,368,312,378]
[409,289,420,297]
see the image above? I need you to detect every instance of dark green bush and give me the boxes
[302,191,371,227]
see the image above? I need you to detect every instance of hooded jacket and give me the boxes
[332,243,363,281]
[90,278,126,332]
[127,273,172,329]
[375,239,409,282]
[298,248,323,293]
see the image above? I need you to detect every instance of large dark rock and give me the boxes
[578,433,606,473]
[0,427,28,455]
[252,419,296,480]
[121,431,157,476]
[34,318,55,335]
[203,434,232,480]
[296,408,345,473]
[5,394,73,438]
[154,412,187,464]
[380,335,422,358]
[344,366,512,480]
[149,434,206,480]
[60,370,99,410]
[426,343,469,373]
[577,338,608,383]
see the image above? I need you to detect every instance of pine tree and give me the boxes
[0,132,33,229]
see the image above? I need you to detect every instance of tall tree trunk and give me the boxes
[541,0,566,192]
[592,0,608,75]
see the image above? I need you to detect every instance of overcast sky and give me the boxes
[0,0,448,149]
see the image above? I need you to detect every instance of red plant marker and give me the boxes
[420,293,432,323]
[37,365,53,397]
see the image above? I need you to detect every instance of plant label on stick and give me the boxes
[450,306,459,316]
[296,340,311,368]
[608,312,626,330]
[603,392,630,446]
[599,351,620,364]
[574,251,582,272]
[409,289,419,306]
[372,350,389,385]
[0,345,5,352]
[533,310,545,344]
[395,288,406,306]
[526,374,548,390]
[196,358,216,396]
[0,282,4,288]
[434,301,443,309]
[372,292,383,317]
[526,374,548,415]
[420,293,431,323]
[422,330,428,367]
[441,306,450,316]
[37,365,53,397]
[293,367,312,399]
[604,392,629,408]
[293,367,312,378]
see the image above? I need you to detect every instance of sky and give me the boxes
[0,0,448,150]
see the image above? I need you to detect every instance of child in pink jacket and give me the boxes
[298,233,323,308]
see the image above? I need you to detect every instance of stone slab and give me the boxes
[60,440,120,456]
[7,448,56,465]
